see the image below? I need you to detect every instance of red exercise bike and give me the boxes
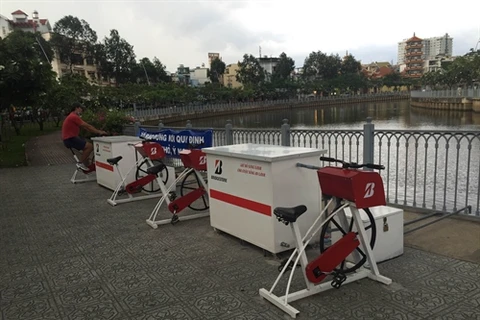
[107,138,170,206]
[259,156,393,318]
[146,146,209,228]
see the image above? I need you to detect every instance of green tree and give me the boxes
[383,71,403,90]
[152,57,171,83]
[42,74,93,126]
[341,54,361,75]
[101,29,136,85]
[272,52,295,82]
[303,51,342,81]
[209,57,226,83]
[50,15,98,73]
[0,30,56,133]
[236,54,265,87]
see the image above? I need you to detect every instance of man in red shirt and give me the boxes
[62,102,107,171]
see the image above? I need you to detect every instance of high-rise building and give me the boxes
[423,33,453,59]
[397,33,453,64]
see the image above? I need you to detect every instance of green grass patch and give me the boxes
[0,122,61,168]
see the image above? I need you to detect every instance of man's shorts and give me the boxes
[63,136,86,151]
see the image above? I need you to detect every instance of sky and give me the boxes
[1,0,479,73]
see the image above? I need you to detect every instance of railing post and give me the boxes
[133,103,138,119]
[225,120,234,145]
[363,117,374,169]
[186,120,192,129]
[281,119,291,146]
[158,120,164,130]
[134,120,141,136]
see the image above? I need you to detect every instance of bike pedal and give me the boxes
[171,215,179,225]
[331,273,347,289]
[278,259,299,272]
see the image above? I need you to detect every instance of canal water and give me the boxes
[188,100,480,131]
[185,100,480,215]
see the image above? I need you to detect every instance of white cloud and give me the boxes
[1,0,479,72]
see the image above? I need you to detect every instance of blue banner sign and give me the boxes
[138,128,213,158]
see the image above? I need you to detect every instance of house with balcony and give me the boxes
[189,64,209,87]
[173,64,190,86]
[4,9,111,85]
[259,56,280,81]
[8,10,52,34]
[222,63,243,89]
[423,54,456,73]
[40,32,112,85]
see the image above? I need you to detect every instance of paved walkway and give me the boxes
[25,131,72,166]
[0,132,478,320]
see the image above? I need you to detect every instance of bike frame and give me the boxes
[146,166,209,229]
[69,149,96,184]
[107,142,171,206]
[259,196,392,318]
[146,149,209,229]
[259,160,392,318]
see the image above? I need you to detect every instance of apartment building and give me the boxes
[423,33,453,59]
[0,14,13,38]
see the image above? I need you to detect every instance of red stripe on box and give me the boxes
[210,189,271,216]
[95,161,114,172]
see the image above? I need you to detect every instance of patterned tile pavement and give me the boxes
[1,148,479,319]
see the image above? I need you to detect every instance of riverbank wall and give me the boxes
[410,97,480,112]
[142,94,409,125]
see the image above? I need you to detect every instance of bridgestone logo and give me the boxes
[211,175,227,183]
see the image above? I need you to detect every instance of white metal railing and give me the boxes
[124,119,480,217]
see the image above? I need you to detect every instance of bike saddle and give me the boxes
[107,156,123,165]
[147,163,166,175]
[274,205,307,223]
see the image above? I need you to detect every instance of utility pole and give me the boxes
[141,61,151,86]
[35,37,51,65]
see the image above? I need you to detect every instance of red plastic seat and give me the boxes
[317,167,386,209]
[179,149,207,171]
[135,142,166,160]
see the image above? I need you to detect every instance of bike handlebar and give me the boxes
[139,136,157,142]
[136,138,204,149]
[320,156,385,170]
[187,143,205,149]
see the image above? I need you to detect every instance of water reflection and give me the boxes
[187,101,480,131]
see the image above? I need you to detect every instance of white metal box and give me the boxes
[202,143,326,254]
[91,136,143,191]
[331,205,404,263]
